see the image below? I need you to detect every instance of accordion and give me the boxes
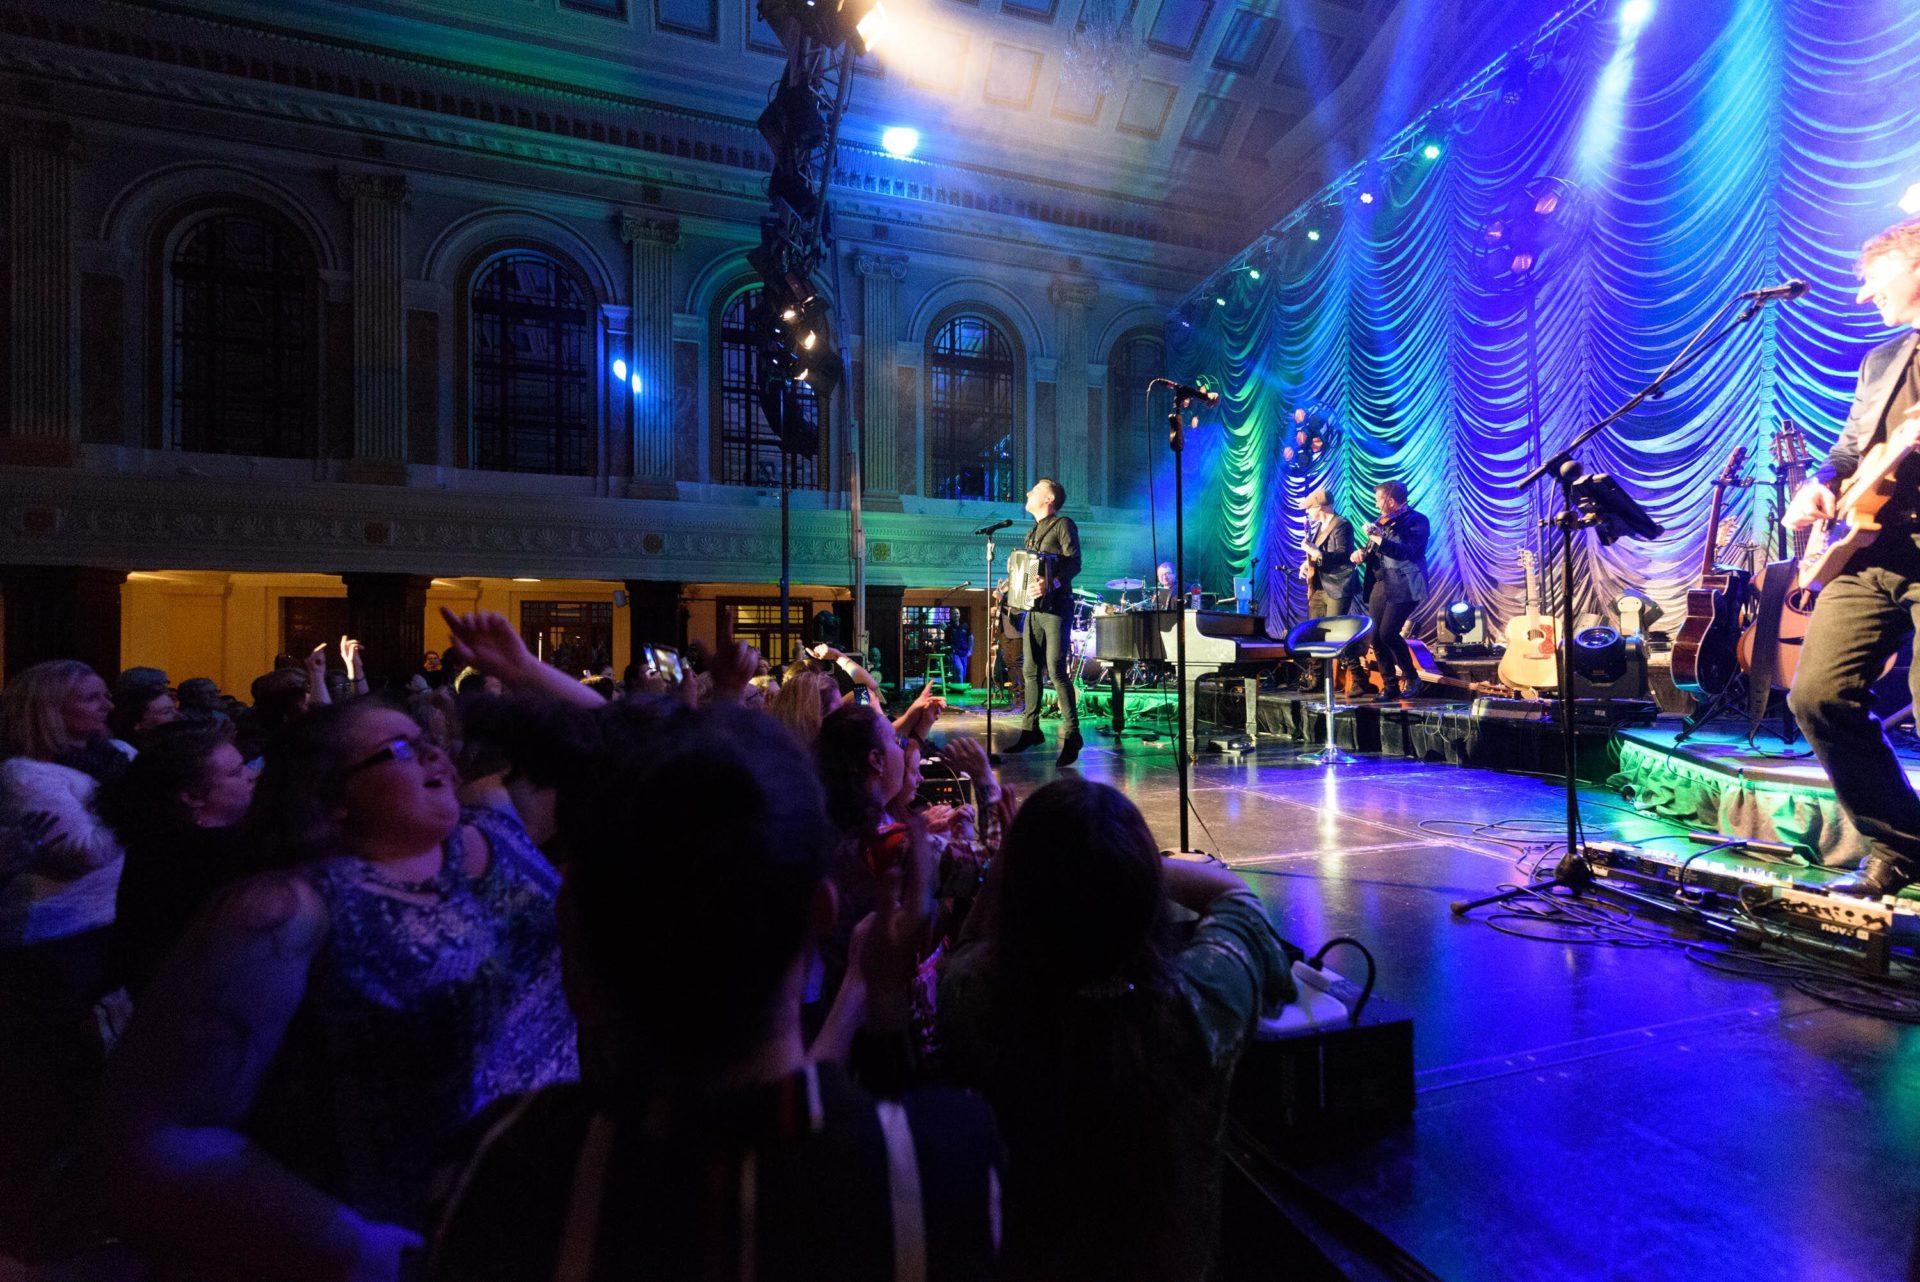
[1006,548,1047,611]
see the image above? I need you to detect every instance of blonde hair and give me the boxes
[771,670,840,746]
[1859,218,1920,273]
[0,660,101,761]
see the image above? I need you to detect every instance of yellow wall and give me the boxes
[118,572,629,693]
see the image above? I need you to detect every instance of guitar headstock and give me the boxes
[1771,419,1813,468]
[1518,548,1536,572]
[1715,444,1749,484]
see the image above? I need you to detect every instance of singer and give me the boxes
[1348,480,1431,699]
[1781,216,1920,899]
[1002,477,1084,767]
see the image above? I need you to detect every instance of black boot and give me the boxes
[1002,728,1045,754]
[1829,855,1917,898]
[1056,730,1084,768]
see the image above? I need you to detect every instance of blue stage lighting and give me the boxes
[1360,191,1375,204]
[611,358,628,381]
[1619,0,1653,35]
[881,126,919,157]
[1422,142,1442,161]
[1307,229,1322,242]
[1248,268,1261,280]
[631,373,644,395]
[1902,182,1920,214]
[1215,296,1227,306]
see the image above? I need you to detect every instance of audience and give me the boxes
[0,661,129,1204]
[936,777,1294,1282]
[0,608,1296,1281]
[96,721,255,997]
[96,699,578,1279]
[426,701,1005,1282]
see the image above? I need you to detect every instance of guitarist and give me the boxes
[1350,481,1432,700]
[1783,217,1920,899]
[1295,489,1361,690]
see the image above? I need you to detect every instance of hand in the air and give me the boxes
[339,636,365,682]
[440,607,538,681]
[304,643,329,683]
[709,640,761,698]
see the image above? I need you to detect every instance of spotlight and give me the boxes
[611,358,629,380]
[1359,191,1375,204]
[880,125,919,158]
[1570,626,1627,682]
[1215,296,1227,306]
[1306,229,1321,242]
[1422,142,1443,161]
[1618,0,1654,35]
[1902,182,1920,215]
[630,373,643,395]
[1248,268,1261,280]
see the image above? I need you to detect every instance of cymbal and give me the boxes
[1105,577,1146,590]
[1073,588,1104,601]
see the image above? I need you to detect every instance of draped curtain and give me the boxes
[1167,0,1920,636]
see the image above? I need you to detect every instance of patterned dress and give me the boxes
[245,808,579,1227]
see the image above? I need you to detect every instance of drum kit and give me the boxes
[1066,576,1162,687]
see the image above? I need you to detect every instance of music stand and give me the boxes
[1454,287,1777,916]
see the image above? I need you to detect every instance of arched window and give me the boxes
[927,314,1017,502]
[470,251,595,475]
[170,211,315,457]
[716,288,823,488]
[1106,330,1164,502]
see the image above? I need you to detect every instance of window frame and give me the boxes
[462,246,603,478]
[1105,327,1166,504]
[709,283,830,489]
[922,305,1025,503]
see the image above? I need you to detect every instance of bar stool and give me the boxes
[1284,615,1374,765]
[922,649,951,700]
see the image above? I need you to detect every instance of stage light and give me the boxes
[880,126,919,157]
[1619,0,1654,35]
[1359,191,1375,204]
[1422,142,1442,161]
[1248,268,1261,280]
[1307,229,1322,242]
[1571,626,1627,681]
[1902,182,1920,214]
[631,373,643,395]
[1215,296,1227,306]
[611,358,628,381]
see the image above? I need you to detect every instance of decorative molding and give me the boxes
[618,212,682,246]
[1048,278,1100,311]
[854,251,909,281]
[334,170,412,206]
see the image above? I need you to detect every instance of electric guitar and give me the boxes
[1797,404,1920,593]
[1497,550,1560,693]
[1671,444,1753,697]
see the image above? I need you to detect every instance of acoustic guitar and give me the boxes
[1736,421,1815,691]
[1671,445,1752,697]
[1497,549,1560,693]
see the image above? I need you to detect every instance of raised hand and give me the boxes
[708,639,761,700]
[339,636,365,683]
[440,608,537,681]
[937,735,999,802]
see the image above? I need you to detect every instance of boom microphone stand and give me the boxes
[975,518,1014,763]
[1454,284,1791,916]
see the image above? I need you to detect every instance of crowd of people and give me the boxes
[0,611,1297,1281]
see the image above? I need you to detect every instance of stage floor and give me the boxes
[968,716,1920,1282]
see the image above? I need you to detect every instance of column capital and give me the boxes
[619,213,682,247]
[334,170,411,206]
[855,251,909,282]
[1049,278,1099,311]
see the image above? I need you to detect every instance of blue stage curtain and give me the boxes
[1169,0,1920,633]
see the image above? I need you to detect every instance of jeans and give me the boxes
[1020,609,1078,735]
[1785,534,1920,870]
[1367,584,1418,691]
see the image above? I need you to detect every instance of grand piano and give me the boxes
[1092,609,1290,749]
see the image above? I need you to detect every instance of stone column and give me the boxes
[856,251,908,510]
[864,584,906,698]
[619,214,680,498]
[1,566,125,682]
[4,120,77,464]
[1048,279,1099,507]
[624,578,685,670]
[336,171,411,481]
[341,572,430,690]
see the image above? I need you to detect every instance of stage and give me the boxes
[950,699,1920,1282]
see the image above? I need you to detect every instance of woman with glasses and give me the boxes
[98,699,578,1282]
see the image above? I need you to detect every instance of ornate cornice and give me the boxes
[334,169,412,206]
[618,213,681,247]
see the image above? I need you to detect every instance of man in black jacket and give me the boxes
[1784,217,1920,899]
[1297,488,1361,691]
[1350,480,1431,700]
[1005,477,1084,767]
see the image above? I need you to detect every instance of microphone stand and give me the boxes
[1455,288,1775,918]
[980,528,1002,764]
[1168,399,1201,857]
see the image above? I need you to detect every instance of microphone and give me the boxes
[973,519,1015,535]
[1740,279,1809,302]
[1162,380,1221,406]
